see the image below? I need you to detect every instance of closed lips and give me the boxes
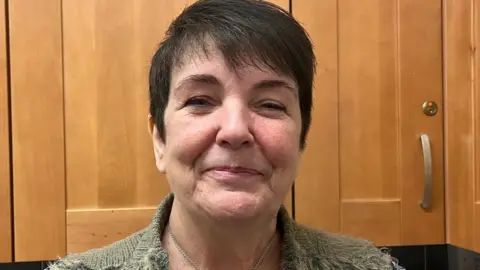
[206,166,262,175]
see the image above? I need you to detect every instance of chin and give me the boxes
[201,190,267,220]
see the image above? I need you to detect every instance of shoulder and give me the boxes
[290,222,398,270]
[46,227,149,270]
[47,194,174,270]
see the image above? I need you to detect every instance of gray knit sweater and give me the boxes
[48,194,402,270]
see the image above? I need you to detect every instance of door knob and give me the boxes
[422,101,438,116]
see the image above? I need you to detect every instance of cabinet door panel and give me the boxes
[292,0,340,233]
[0,0,11,263]
[397,0,444,245]
[63,0,194,253]
[293,0,444,246]
[337,1,402,245]
[445,0,480,253]
[10,0,65,261]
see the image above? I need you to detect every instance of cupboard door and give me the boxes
[62,0,195,254]
[445,0,480,253]
[293,0,444,246]
[10,0,65,261]
[0,0,11,263]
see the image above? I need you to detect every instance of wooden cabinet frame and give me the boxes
[444,0,480,253]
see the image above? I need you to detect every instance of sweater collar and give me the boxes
[130,193,306,269]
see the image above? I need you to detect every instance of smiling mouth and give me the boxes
[208,166,262,175]
[203,166,263,182]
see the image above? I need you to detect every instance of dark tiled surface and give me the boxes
[382,244,471,270]
[380,245,451,270]
[0,261,52,270]
[426,245,449,270]
[448,245,480,270]
[0,261,44,270]
[387,245,427,270]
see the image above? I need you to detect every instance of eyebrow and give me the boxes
[173,74,222,93]
[173,73,297,96]
[252,79,298,97]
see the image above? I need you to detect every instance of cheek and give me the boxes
[164,114,216,166]
[253,118,301,169]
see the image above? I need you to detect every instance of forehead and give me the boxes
[170,45,296,88]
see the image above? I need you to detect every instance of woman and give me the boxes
[50,0,404,269]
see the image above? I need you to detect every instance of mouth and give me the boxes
[205,166,263,175]
[201,166,264,184]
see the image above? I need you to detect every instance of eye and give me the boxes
[184,96,212,107]
[261,101,286,111]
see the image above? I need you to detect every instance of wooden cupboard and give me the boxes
[444,0,480,254]
[293,0,445,246]
[61,0,183,255]
[0,0,11,263]
[10,0,65,261]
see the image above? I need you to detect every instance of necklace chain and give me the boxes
[168,227,276,270]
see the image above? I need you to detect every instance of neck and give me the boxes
[165,199,281,270]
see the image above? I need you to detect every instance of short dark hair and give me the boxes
[149,0,316,149]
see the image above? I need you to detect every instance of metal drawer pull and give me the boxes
[419,133,432,210]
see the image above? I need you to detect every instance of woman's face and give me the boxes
[152,48,302,220]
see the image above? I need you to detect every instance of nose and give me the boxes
[215,101,254,149]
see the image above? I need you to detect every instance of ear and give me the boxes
[148,114,166,173]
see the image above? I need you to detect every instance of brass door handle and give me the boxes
[419,133,432,210]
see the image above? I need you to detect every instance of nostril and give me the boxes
[219,138,252,149]
[242,140,252,145]
[220,140,230,146]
